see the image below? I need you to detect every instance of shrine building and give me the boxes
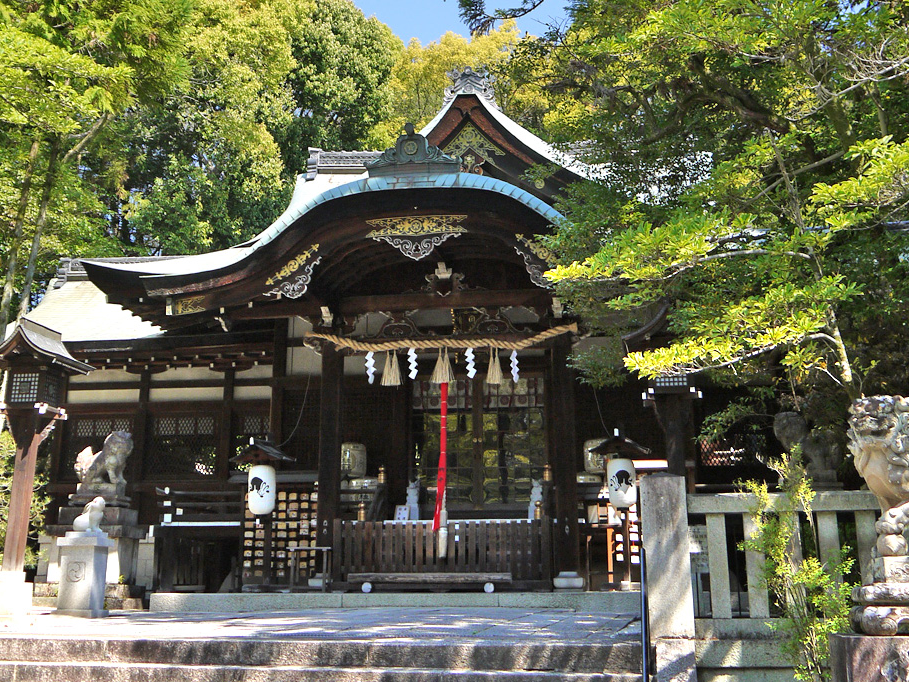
[8,69,773,594]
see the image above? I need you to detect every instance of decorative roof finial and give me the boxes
[443,67,499,110]
[365,123,460,175]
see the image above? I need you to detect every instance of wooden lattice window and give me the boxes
[146,413,218,478]
[233,411,271,459]
[9,372,39,403]
[699,432,768,467]
[60,415,134,481]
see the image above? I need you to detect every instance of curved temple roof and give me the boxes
[83,164,563,294]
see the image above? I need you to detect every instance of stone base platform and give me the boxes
[0,606,643,681]
[150,590,643,614]
[831,633,909,682]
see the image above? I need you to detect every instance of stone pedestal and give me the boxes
[641,474,698,682]
[0,571,34,616]
[69,481,129,508]
[850,556,909,634]
[831,634,909,682]
[55,531,115,617]
[40,505,147,586]
[552,570,585,590]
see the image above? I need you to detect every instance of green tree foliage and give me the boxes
[535,0,909,416]
[369,21,522,147]
[1,0,401,329]
[105,0,399,254]
[0,0,193,329]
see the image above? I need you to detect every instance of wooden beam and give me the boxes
[339,289,551,315]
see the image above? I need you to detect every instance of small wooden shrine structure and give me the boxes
[9,69,774,593]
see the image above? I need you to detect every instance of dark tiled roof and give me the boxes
[53,256,183,288]
[304,148,382,179]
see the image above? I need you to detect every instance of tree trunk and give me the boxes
[1,139,41,336]
[18,138,61,318]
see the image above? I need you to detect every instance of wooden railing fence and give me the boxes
[332,518,553,590]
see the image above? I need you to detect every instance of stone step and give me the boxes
[0,637,642,674]
[0,661,642,682]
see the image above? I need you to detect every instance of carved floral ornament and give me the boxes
[264,244,322,300]
[366,215,468,260]
[169,295,206,316]
[513,234,556,290]
[443,125,505,163]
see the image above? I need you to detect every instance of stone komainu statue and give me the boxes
[75,431,133,490]
[847,396,909,556]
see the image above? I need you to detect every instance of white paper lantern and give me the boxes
[606,457,637,508]
[247,464,277,515]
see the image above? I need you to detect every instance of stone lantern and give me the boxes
[0,318,92,612]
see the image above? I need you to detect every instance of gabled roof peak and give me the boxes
[444,67,500,110]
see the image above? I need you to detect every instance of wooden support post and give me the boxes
[270,319,288,443]
[316,344,343,552]
[128,370,151,486]
[549,335,580,576]
[218,369,235,478]
[2,410,42,573]
[653,393,695,478]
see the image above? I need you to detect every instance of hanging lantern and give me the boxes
[230,437,294,517]
[247,464,277,515]
[606,456,637,508]
[431,349,454,385]
[381,351,402,386]
[486,347,503,385]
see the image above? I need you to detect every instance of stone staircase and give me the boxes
[0,635,642,681]
[32,582,146,610]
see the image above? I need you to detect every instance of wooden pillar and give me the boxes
[128,370,151,486]
[2,409,42,573]
[315,344,343,549]
[217,369,235,478]
[653,394,695,477]
[386,384,409,509]
[269,319,288,441]
[549,335,580,575]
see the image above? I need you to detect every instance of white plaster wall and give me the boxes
[234,385,271,400]
[286,346,321,375]
[69,368,136,385]
[149,386,223,402]
[288,316,313,339]
[150,367,222,383]
[236,364,273,380]
[68,388,141,404]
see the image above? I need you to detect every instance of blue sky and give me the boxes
[352,1,568,45]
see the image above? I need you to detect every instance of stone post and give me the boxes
[55,531,114,618]
[640,473,698,682]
